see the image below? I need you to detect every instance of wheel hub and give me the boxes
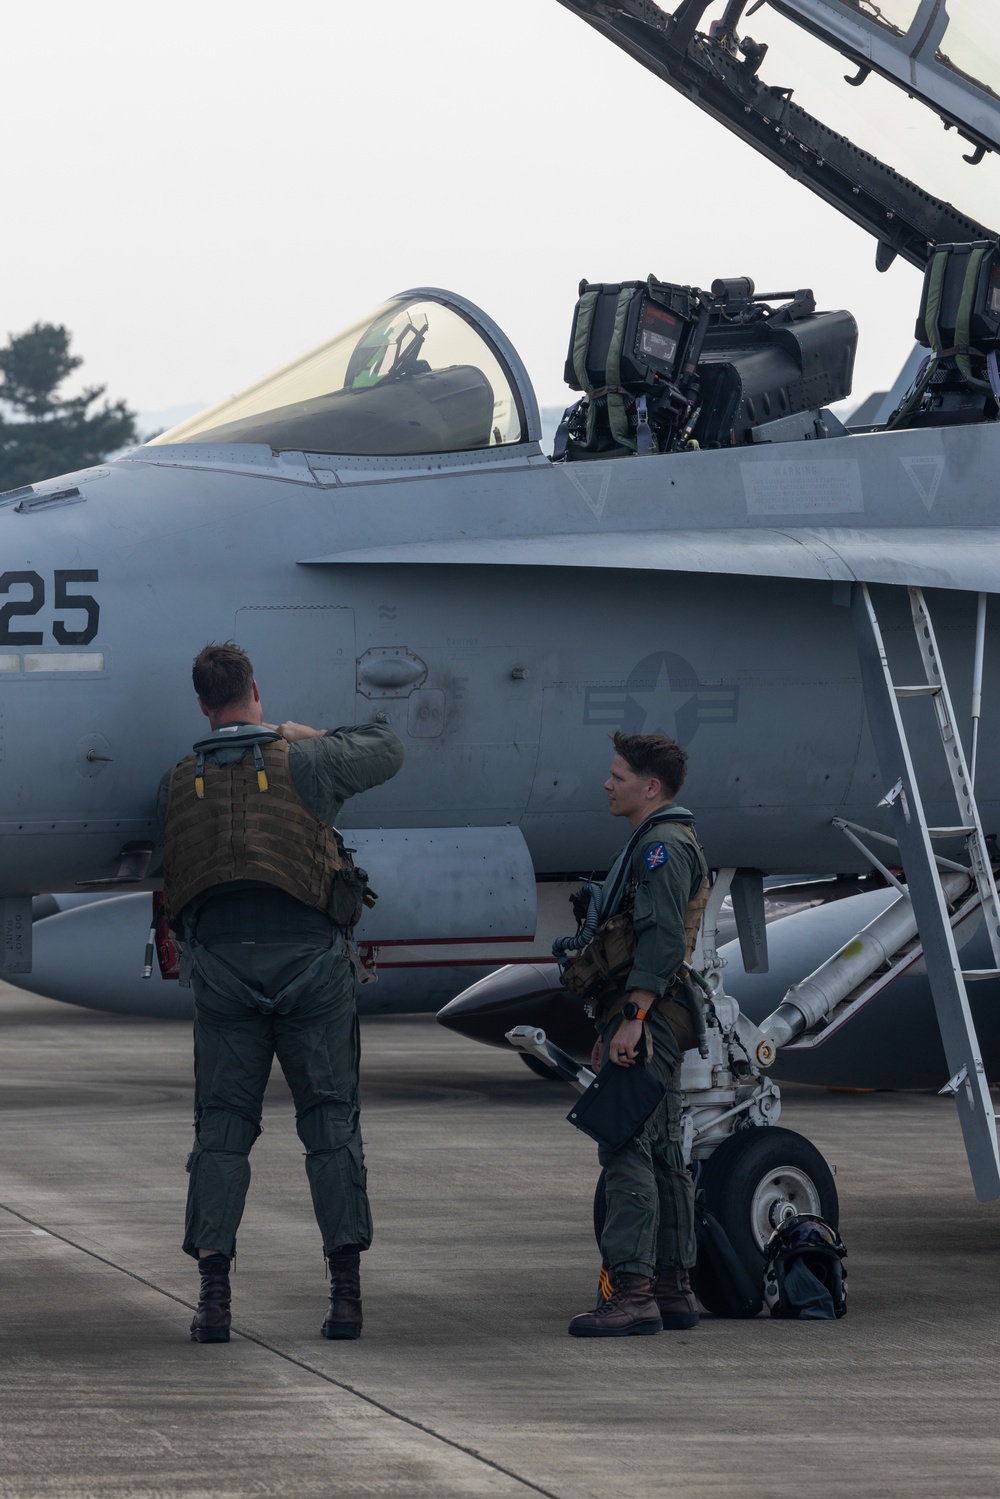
[749,1166,822,1251]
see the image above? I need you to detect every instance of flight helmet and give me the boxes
[763,1213,847,1320]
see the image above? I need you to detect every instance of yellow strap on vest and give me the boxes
[253,743,269,793]
[194,752,205,801]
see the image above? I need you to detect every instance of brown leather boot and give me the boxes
[190,1253,231,1344]
[568,1272,663,1337]
[654,1266,700,1329]
[322,1250,363,1340]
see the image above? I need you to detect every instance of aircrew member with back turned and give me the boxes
[159,642,404,1344]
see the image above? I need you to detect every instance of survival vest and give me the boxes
[678,825,711,962]
[560,820,709,1020]
[162,735,362,927]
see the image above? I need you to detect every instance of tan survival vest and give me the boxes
[162,737,346,923]
[561,821,710,1017]
[678,824,710,964]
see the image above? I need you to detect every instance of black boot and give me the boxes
[322,1249,363,1340]
[190,1253,231,1344]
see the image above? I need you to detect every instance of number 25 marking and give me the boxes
[0,570,100,646]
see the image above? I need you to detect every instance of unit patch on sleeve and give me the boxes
[645,843,669,870]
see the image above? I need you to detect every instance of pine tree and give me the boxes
[0,322,138,491]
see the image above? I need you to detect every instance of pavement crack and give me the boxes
[0,1200,563,1499]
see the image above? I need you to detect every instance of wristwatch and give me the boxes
[621,999,649,1022]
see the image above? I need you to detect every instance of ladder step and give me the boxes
[961,970,1000,982]
[927,826,975,838]
[894,684,942,697]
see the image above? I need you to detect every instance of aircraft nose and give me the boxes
[436,961,594,1059]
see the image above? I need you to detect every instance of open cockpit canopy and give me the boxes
[557,1,1000,269]
[771,2,1000,155]
[149,290,535,456]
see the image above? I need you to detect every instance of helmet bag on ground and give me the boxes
[763,1213,847,1320]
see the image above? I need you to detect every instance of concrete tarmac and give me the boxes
[0,984,998,1499]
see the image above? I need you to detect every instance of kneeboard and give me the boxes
[567,1064,665,1153]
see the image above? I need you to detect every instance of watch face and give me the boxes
[623,1001,638,1020]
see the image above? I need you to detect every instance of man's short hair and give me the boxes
[192,642,255,711]
[612,731,688,799]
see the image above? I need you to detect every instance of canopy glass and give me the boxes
[692,0,1000,234]
[829,0,1000,101]
[149,295,526,456]
[839,2,924,32]
[936,0,1000,103]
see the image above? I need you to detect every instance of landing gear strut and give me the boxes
[519,1052,563,1082]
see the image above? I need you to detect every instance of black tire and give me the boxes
[694,1126,838,1314]
[519,1052,563,1082]
[593,1128,838,1316]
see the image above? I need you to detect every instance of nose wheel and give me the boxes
[592,1125,838,1317]
[694,1127,838,1315]
[750,1164,823,1247]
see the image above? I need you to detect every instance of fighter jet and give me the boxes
[4,0,1000,1291]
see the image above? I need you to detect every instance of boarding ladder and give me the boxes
[849,584,1000,1200]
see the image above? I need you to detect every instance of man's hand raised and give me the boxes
[263,721,326,743]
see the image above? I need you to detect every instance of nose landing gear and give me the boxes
[593,1125,838,1317]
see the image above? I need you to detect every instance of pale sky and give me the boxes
[3,0,992,423]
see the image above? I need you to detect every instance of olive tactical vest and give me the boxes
[162,738,346,922]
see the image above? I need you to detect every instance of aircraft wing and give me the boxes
[300,528,1000,592]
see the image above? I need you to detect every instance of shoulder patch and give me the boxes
[645,843,669,870]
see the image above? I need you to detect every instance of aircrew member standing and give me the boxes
[566,730,708,1336]
[159,642,404,1344]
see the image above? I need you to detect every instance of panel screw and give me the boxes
[511,666,527,680]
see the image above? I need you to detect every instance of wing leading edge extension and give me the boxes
[299,528,1000,593]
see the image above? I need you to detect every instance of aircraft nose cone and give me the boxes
[436,961,594,1060]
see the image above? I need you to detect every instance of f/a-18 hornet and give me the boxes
[4,0,1000,1298]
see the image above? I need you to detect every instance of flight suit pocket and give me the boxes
[632,882,656,934]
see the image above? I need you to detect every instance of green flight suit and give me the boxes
[157,722,404,1261]
[595,808,707,1278]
